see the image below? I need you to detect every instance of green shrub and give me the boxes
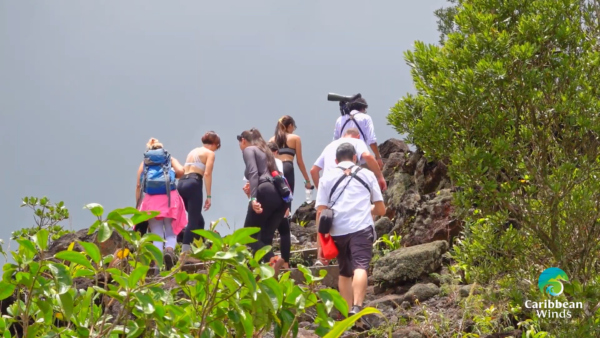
[0,198,387,337]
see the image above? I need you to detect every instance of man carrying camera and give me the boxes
[333,97,384,170]
[315,143,386,329]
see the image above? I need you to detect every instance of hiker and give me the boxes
[269,115,314,201]
[244,141,291,269]
[311,128,387,191]
[332,97,384,170]
[239,128,288,274]
[315,142,386,329]
[177,131,220,264]
[136,138,188,271]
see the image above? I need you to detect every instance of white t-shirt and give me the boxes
[314,137,370,172]
[333,110,377,145]
[243,158,283,181]
[315,161,384,236]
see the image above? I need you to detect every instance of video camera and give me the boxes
[327,93,363,116]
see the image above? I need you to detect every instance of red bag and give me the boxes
[319,233,339,260]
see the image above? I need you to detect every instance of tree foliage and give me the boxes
[0,198,385,337]
[389,0,600,282]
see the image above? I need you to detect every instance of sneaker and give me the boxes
[164,249,177,271]
[349,305,372,331]
[290,234,300,244]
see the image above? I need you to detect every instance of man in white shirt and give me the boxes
[311,128,386,191]
[333,97,384,169]
[315,143,386,329]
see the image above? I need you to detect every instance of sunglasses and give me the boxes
[236,135,243,142]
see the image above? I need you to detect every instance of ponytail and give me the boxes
[273,115,296,148]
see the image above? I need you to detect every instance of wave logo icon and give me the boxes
[538,267,569,297]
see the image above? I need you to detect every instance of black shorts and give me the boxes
[332,226,375,278]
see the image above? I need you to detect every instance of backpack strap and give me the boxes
[163,151,172,208]
[328,166,354,201]
[340,114,367,141]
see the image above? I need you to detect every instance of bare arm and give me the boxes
[136,162,143,204]
[310,165,322,190]
[362,153,384,180]
[171,157,184,178]
[371,201,386,216]
[369,143,382,161]
[204,152,215,198]
[293,136,312,186]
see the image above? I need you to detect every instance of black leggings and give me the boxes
[244,181,288,263]
[177,174,205,245]
[280,160,296,263]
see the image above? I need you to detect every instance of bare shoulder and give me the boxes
[268,136,275,143]
[288,133,301,144]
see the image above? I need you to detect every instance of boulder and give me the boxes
[378,139,410,159]
[382,152,407,179]
[374,217,394,238]
[403,283,440,303]
[366,294,405,308]
[373,240,449,284]
[402,189,463,247]
[292,201,317,224]
[287,265,339,288]
[290,222,317,245]
[414,158,451,195]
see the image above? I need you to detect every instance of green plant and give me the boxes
[0,199,386,337]
[373,232,402,255]
[12,196,73,243]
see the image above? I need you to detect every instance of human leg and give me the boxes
[348,226,375,307]
[177,175,205,252]
[332,232,354,310]
[162,218,178,270]
[282,161,295,194]
[148,218,166,252]
[277,216,291,266]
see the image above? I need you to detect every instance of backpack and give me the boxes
[138,148,177,208]
[271,171,294,203]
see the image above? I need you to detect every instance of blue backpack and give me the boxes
[138,148,177,207]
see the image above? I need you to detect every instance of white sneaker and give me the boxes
[290,234,300,244]
[314,260,324,267]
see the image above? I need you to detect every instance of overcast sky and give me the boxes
[0,0,448,250]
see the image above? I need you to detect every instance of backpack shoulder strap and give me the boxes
[340,114,367,141]
[350,167,371,193]
[328,166,352,201]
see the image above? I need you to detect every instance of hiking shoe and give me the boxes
[164,249,177,271]
[349,305,372,331]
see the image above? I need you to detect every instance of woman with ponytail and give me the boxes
[270,115,313,198]
[238,128,288,275]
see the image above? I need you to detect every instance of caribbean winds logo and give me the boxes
[538,267,568,297]
[524,267,582,319]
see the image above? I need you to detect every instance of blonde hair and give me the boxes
[146,138,164,150]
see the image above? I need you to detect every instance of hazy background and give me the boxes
[0,0,447,248]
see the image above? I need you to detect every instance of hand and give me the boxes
[378,176,387,192]
[251,200,263,214]
[317,244,330,265]
[377,157,384,170]
[242,182,250,197]
[304,181,313,190]
[204,198,211,211]
[285,208,290,218]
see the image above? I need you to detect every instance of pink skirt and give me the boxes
[138,190,188,235]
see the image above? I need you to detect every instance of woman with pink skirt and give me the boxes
[136,138,188,271]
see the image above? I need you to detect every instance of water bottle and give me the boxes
[305,188,313,204]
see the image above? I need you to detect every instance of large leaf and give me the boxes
[55,251,94,270]
[131,210,159,225]
[97,222,113,243]
[58,291,74,320]
[259,278,283,311]
[128,265,149,289]
[16,239,36,255]
[235,265,257,300]
[141,233,166,244]
[84,203,104,217]
[78,241,101,264]
[31,229,49,251]
[47,263,73,295]
[323,307,384,338]
[0,282,15,300]
[193,229,223,249]
[134,292,155,315]
[226,227,260,246]
[318,289,348,317]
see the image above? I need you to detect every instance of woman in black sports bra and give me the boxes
[270,115,313,199]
